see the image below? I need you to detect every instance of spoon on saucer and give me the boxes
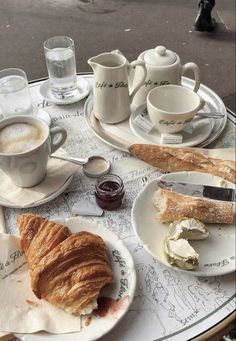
[51,155,88,165]
[196,112,225,119]
[51,154,111,177]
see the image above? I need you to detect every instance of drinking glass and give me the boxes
[0,68,33,118]
[43,36,78,100]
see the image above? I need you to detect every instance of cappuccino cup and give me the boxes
[0,115,67,187]
[147,85,205,134]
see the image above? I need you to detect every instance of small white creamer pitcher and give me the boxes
[88,51,146,124]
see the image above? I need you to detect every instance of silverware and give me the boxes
[51,155,111,177]
[196,112,225,119]
[51,155,89,165]
[157,180,235,202]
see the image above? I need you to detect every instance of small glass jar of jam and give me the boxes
[95,174,125,210]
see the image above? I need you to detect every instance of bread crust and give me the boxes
[153,188,234,224]
[129,144,236,184]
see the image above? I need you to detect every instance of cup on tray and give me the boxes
[43,36,78,100]
[0,68,33,118]
[0,115,67,187]
[147,84,205,134]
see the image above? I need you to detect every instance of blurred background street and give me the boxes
[0,0,235,110]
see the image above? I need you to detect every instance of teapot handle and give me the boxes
[128,60,147,102]
[181,62,200,92]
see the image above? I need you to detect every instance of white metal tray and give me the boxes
[84,77,227,152]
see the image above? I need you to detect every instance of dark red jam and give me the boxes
[93,296,129,317]
[94,297,113,317]
[95,174,124,210]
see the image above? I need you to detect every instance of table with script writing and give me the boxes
[1,75,235,341]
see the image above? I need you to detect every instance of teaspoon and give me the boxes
[196,112,225,119]
[51,154,111,177]
[51,154,89,165]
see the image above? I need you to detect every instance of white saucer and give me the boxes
[129,104,214,148]
[39,76,90,105]
[0,175,73,209]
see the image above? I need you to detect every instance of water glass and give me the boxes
[43,36,78,100]
[0,68,33,118]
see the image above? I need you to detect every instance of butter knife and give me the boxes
[157,180,235,202]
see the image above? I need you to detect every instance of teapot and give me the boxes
[88,51,146,124]
[132,45,200,106]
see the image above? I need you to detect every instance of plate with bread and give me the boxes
[132,171,235,276]
[12,215,136,341]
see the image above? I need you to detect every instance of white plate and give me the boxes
[129,104,213,147]
[131,171,235,277]
[84,77,227,152]
[0,175,73,208]
[40,76,90,105]
[17,217,136,341]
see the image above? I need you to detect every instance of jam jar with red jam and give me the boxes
[95,174,125,210]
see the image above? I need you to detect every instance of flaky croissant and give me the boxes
[17,214,113,315]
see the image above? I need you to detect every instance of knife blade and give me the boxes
[157,180,236,202]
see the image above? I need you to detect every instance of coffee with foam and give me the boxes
[0,122,45,154]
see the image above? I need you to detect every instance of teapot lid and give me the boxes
[144,46,177,66]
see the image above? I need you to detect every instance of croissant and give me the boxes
[17,214,113,315]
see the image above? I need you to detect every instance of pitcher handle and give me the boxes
[181,62,200,92]
[128,60,147,102]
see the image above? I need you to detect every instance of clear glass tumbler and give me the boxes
[43,36,78,100]
[0,68,33,118]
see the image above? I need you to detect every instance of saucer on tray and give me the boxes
[129,104,214,148]
[39,76,90,105]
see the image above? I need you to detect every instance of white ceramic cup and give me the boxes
[0,115,67,187]
[147,85,205,133]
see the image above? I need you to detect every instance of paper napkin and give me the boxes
[0,233,81,334]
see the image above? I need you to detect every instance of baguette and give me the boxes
[153,188,234,224]
[129,144,236,184]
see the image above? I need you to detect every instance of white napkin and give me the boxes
[0,233,81,334]
[0,157,80,207]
